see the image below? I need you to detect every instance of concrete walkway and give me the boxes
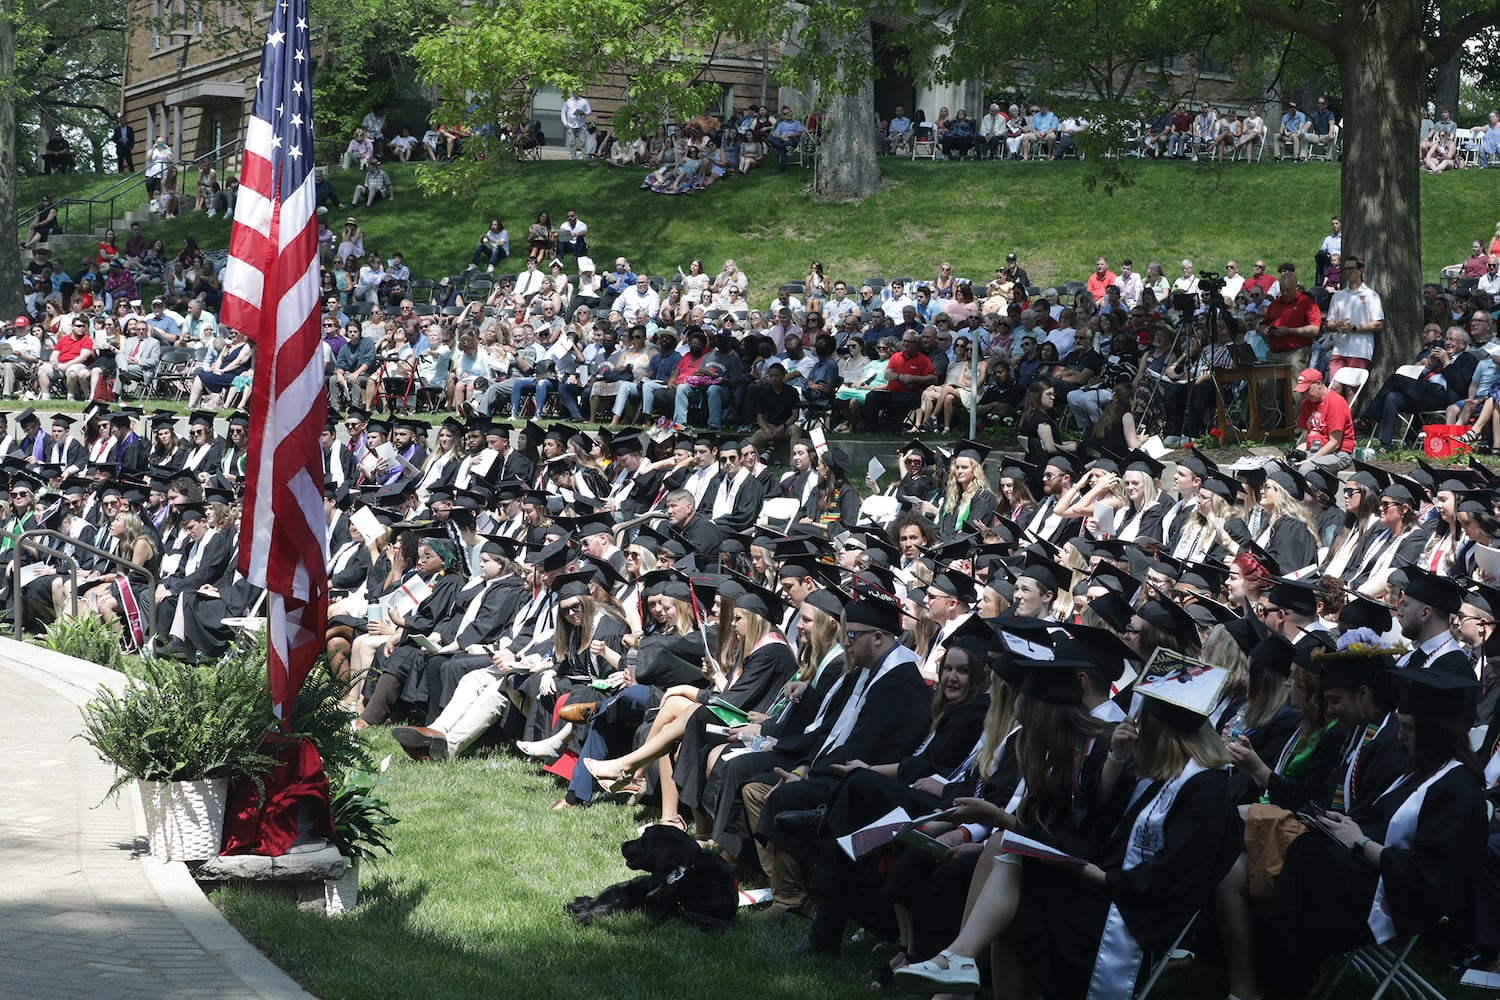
[0,640,315,1000]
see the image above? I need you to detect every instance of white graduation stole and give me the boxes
[1366,760,1462,944]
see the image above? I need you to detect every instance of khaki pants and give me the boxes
[742,780,812,913]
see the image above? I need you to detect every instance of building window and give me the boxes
[152,0,162,50]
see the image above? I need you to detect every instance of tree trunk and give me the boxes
[1336,16,1424,390]
[0,0,20,320]
[1432,0,1462,113]
[812,19,879,201]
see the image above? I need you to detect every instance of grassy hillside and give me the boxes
[64,156,1488,301]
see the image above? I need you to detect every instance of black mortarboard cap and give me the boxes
[1403,567,1465,615]
[1392,666,1477,717]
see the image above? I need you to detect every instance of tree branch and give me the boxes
[1239,0,1345,56]
[1425,2,1500,66]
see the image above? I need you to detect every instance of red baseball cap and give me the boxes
[12,316,30,328]
[1293,368,1323,392]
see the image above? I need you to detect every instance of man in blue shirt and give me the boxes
[887,107,912,152]
[1276,101,1307,160]
[766,107,807,173]
[1296,96,1336,160]
[1024,103,1060,159]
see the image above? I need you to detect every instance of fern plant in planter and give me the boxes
[79,658,276,861]
[326,758,398,912]
[44,612,123,670]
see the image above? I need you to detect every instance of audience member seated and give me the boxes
[1360,326,1475,447]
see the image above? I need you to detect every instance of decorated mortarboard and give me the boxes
[1403,566,1465,615]
[1136,663,1230,731]
[949,438,993,464]
[900,438,937,464]
[1138,597,1197,637]
[1233,463,1267,492]
[6,468,42,492]
[1392,666,1479,717]
[1311,640,1403,691]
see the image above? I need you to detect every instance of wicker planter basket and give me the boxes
[325,857,360,913]
[137,778,230,861]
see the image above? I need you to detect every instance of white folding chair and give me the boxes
[1333,367,1369,411]
[856,494,901,528]
[910,124,937,161]
[1310,926,1447,1000]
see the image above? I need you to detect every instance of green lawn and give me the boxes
[211,729,1469,1000]
[52,156,1491,303]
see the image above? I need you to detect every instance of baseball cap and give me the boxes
[12,316,29,328]
[1293,368,1323,392]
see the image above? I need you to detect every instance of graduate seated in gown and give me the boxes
[896,662,1239,1000]
[1215,657,1486,999]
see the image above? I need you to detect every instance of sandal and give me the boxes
[655,815,688,831]
[583,757,636,793]
[893,950,981,994]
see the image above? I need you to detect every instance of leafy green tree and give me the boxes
[1241,0,1500,383]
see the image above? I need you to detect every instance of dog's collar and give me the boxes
[665,864,689,885]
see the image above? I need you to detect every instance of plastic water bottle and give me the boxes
[1224,708,1248,743]
[627,648,638,675]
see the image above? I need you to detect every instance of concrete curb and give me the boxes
[0,636,317,1000]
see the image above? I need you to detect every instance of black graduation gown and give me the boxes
[697,470,766,535]
[937,488,997,540]
[362,572,467,698]
[674,514,723,561]
[1125,496,1171,543]
[634,630,714,689]
[887,471,939,508]
[615,467,665,519]
[154,529,235,633]
[517,614,630,741]
[1012,767,1241,1000]
[1263,515,1318,575]
[112,433,148,479]
[1268,765,1486,973]
[391,576,527,706]
[500,450,534,484]
[327,541,371,594]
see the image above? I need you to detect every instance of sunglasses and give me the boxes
[844,629,877,644]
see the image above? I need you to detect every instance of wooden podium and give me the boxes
[1213,364,1297,441]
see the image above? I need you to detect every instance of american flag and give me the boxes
[221,0,328,724]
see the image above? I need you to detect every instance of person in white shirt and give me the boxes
[513,258,548,302]
[1114,259,1143,308]
[560,94,593,160]
[882,279,915,317]
[613,275,661,320]
[1479,256,1500,298]
[1325,254,1383,379]
[555,209,589,260]
[978,103,1007,160]
[1220,261,1246,301]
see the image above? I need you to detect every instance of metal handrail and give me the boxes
[8,528,157,640]
[19,137,247,239]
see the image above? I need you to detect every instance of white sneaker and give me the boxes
[206,210,216,218]
[486,264,495,273]
[39,392,50,400]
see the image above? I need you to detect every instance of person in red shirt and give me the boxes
[1262,263,1322,369]
[1292,368,1354,474]
[863,330,936,431]
[37,316,94,400]
[1242,260,1276,295]
[1085,256,1118,304]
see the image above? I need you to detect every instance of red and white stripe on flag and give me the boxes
[221,0,328,724]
